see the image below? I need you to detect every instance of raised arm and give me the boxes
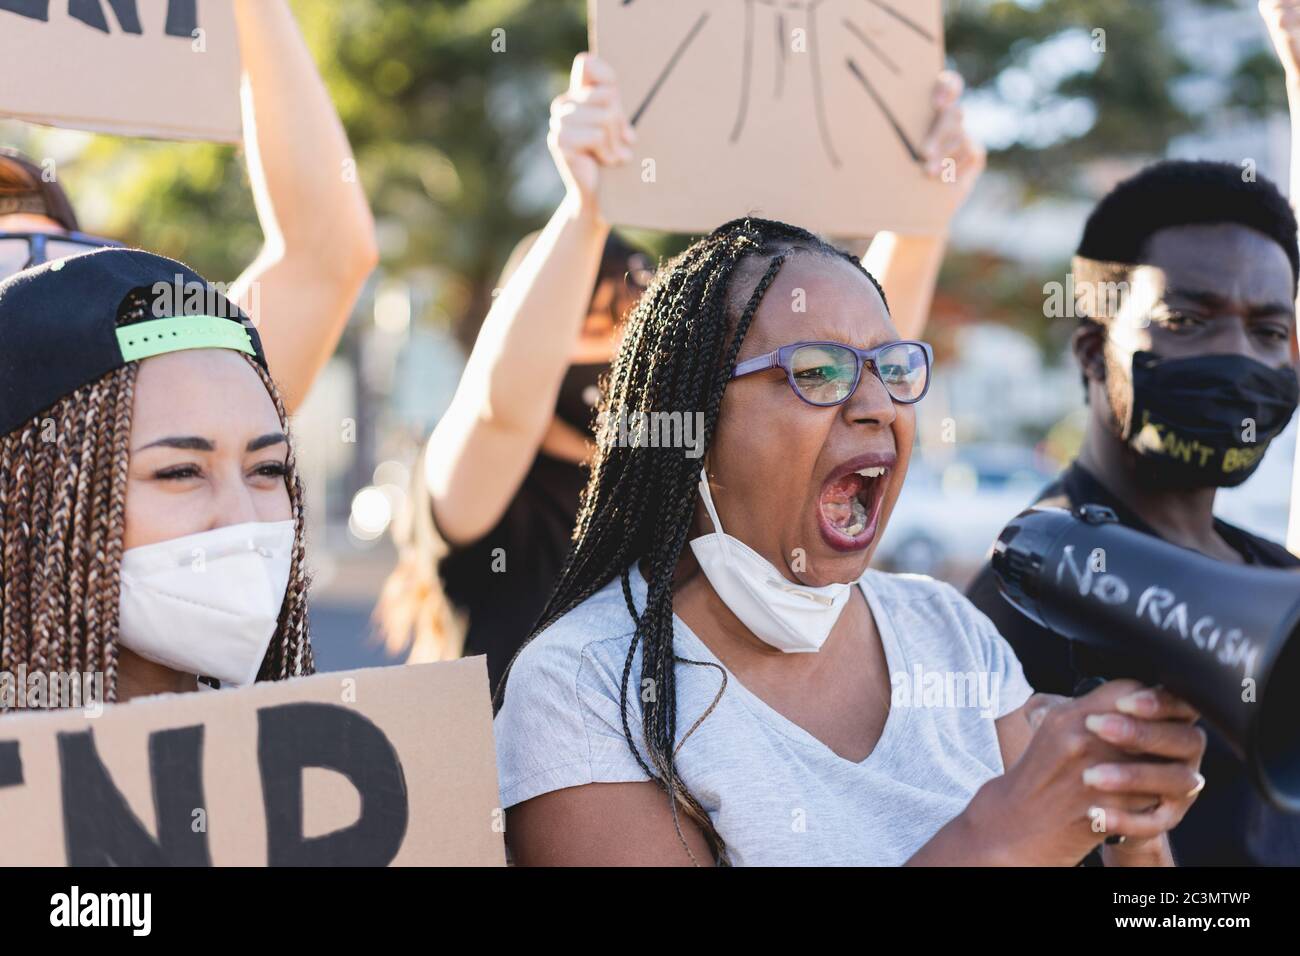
[425,53,631,547]
[228,0,378,412]
[861,71,985,339]
[1260,0,1300,554]
[1262,2,1300,209]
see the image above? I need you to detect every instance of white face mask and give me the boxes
[688,468,851,653]
[117,520,295,688]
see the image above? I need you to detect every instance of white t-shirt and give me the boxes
[494,563,1034,866]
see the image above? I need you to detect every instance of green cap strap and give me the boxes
[116,315,255,363]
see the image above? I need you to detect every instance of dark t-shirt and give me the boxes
[435,452,586,695]
[966,461,1300,865]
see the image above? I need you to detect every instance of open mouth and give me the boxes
[817,458,893,552]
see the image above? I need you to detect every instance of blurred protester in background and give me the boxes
[0,149,101,253]
[378,52,984,694]
[0,0,377,413]
[966,160,1300,865]
[377,225,651,691]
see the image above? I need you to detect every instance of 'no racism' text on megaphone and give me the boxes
[991,505,1300,813]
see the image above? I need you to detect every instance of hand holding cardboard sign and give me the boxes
[858,70,983,339]
[1261,0,1300,83]
[919,70,986,217]
[591,0,959,236]
[548,52,637,215]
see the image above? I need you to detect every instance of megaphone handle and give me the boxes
[1073,676,1106,697]
[1068,637,1105,696]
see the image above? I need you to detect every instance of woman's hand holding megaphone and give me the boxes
[965,680,1207,866]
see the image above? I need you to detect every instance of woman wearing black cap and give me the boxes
[377,52,986,695]
[0,248,312,708]
[0,0,376,413]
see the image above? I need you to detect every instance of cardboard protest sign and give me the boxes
[0,657,505,866]
[0,0,241,142]
[591,0,956,236]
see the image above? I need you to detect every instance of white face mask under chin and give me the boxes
[117,519,295,688]
[688,468,851,653]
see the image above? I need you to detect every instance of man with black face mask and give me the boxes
[966,159,1300,865]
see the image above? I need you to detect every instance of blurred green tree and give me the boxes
[940,0,1270,352]
[3,0,1287,350]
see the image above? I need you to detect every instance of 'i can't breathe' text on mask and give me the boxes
[688,468,851,653]
[1122,351,1300,488]
[117,520,295,687]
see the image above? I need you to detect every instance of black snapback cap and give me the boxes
[0,247,267,436]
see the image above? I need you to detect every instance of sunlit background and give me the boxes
[2,0,1294,669]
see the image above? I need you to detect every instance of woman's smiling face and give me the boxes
[699,251,914,587]
[123,350,292,552]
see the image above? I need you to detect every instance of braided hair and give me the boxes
[0,289,313,710]
[503,217,888,864]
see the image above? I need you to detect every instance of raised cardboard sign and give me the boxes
[0,658,505,866]
[0,0,241,142]
[591,0,956,236]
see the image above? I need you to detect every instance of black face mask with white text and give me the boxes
[1120,350,1299,489]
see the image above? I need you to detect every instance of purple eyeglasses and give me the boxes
[731,339,934,407]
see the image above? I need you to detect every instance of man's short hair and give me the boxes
[1073,159,1299,322]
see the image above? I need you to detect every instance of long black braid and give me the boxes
[501,217,890,865]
